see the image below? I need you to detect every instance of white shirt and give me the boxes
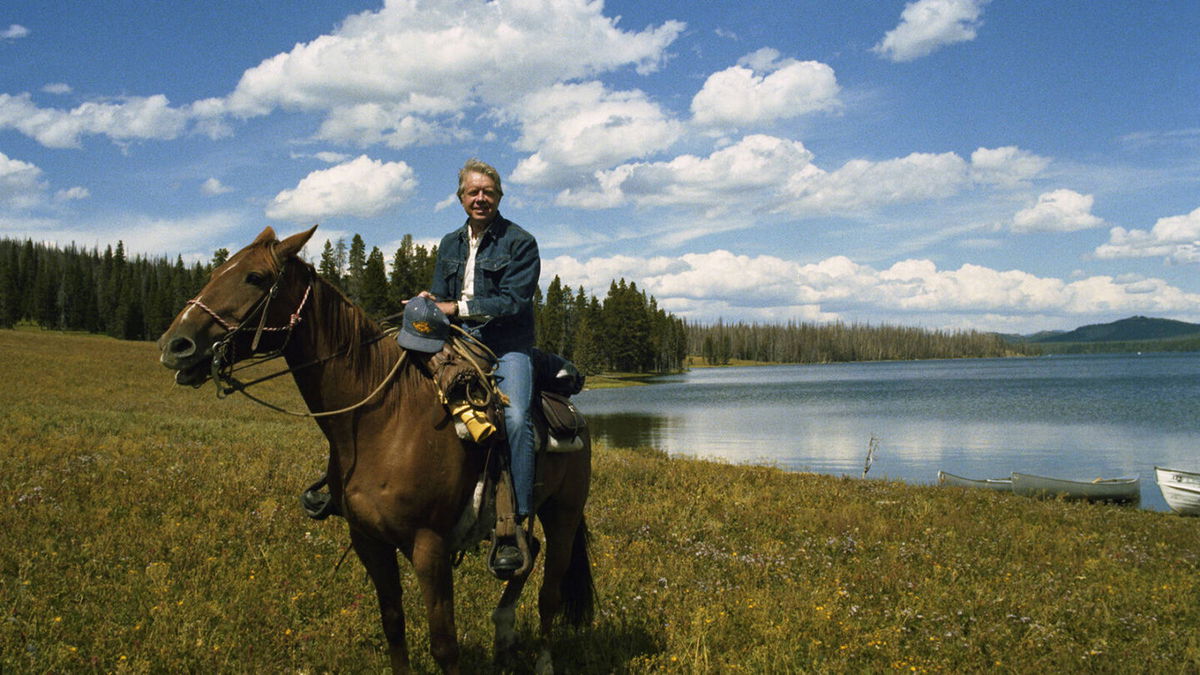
[457,226,484,318]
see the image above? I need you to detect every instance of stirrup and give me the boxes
[487,520,532,580]
[300,476,339,520]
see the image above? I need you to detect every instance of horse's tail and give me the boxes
[559,515,595,627]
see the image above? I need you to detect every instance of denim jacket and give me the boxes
[430,214,540,354]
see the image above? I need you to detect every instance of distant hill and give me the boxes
[1033,316,1200,344]
[1000,329,1066,344]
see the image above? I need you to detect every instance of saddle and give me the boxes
[423,333,587,578]
[423,334,586,452]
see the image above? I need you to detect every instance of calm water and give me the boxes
[574,352,1200,512]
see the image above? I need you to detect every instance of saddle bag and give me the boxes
[540,391,586,452]
[426,334,506,444]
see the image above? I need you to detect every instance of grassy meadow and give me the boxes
[2,328,1198,673]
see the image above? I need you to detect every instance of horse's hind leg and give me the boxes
[351,530,410,673]
[530,506,586,674]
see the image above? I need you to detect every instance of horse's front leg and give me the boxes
[351,530,410,673]
[411,528,461,674]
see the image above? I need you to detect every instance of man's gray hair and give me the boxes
[457,159,504,199]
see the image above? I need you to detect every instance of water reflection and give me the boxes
[586,413,675,451]
[575,353,1200,512]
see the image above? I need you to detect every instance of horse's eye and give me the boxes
[245,272,269,286]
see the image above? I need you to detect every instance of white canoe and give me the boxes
[937,471,1013,491]
[1011,472,1140,504]
[1155,467,1200,516]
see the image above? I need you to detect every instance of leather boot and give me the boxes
[490,516,527,575]
[300,474,341,520]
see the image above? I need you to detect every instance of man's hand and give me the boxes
[412,291,457,317]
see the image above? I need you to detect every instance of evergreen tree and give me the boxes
[537,276,565,357]
[168,256,191,325]
[0,248,9,328]
[388,234,420,304]
[58,249,90,330]
[144,258,177,337]
[210,247,229,269]
[18,239,37,320]
[361,246,390,316]
[600,279,653,371]
[32,252,58,329]
[117,291,145,340]
[334,239,348,281]
[533,285,545,339]
[319,240,343,288]
[0,242,18,327]
[572,295,604,375]
[346,234,367,303]
[104,242,129,337]
[416,244,437,291]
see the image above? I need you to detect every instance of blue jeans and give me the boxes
[495,349,534,517]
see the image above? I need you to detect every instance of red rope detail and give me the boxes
[185,282,311,334]
[185,298,238,331]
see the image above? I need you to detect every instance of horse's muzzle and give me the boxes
[158,332,214,386]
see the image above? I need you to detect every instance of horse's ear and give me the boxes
[278,224,318,261]
[252,226,277,245]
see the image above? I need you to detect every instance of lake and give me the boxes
[573,352,1200,512]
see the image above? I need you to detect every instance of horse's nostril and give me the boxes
[168,336,196,358]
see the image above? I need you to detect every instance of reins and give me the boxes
[189,244,503,420]
[225,349,409,418]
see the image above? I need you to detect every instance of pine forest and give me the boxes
[0,234,1032,375]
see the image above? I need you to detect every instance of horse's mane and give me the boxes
[292,258,402,380]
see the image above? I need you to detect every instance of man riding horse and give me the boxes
[420,158,539,574]
[306,159,539,574]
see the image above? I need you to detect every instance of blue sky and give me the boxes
[2,0,1198,333]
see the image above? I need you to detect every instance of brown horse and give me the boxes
[157,225,593,673]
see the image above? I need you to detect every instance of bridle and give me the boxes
[185,252,407,418]
[185,262,311,356]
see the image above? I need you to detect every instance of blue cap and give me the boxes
[397,296,450,353]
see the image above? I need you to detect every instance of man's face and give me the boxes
[459,171,501,229]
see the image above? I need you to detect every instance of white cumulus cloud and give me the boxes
[1094,206,1200,264]
[691,48,841,128]
[0,92,192,149]
[1012,189,1103,233]
[266,155,417,222]
[314,103,468,149]
[509,82,683,188]
[545,249,1200,329]
[1,24,29,40]
[873,0,989,63]
[970,146,1049,187]
[201,178,234,195]
[558,138,1046,231]
[54,186,89,202]
[560,134,817,214]
[224,0,684,147]
[0,152,48,209]
[788,151,969,212]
